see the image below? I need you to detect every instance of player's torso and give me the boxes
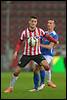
[41,31,57,56]
[23,27,42,55]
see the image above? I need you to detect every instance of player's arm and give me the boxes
[40,41,59,49]
[40,29,58,44]
[15,39,23,53]
[43,33,58,44]
[53,41,59,48]
[13,39,23,59]
[13,31,25,59]
[40,42,55,49]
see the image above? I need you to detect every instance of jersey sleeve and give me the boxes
[39,29,58,44]
[53,34,58,41]
[15,39,22,53]
[39,28,45,36]
[15,30,25,52]
[20,30,26,40]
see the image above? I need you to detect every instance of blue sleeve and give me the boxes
[53,34,58,41]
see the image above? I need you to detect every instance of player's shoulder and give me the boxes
[52,31,58,38]
[49,31,58,36]
[44,31,48,34]
[21,28,28,34]
[52,31,57,35]
[51,31,58,40]
[45,30,58,37]
[38,27,44,32]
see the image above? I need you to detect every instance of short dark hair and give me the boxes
[29,16,38,19]
[48,18,55,24]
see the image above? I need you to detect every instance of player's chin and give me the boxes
[31,25,35,28]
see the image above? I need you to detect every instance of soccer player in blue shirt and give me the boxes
[30,19,59,91]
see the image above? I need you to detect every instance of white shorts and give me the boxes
[43,55,53,64]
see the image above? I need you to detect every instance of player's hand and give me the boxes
[57,41,59,44]
[54,41,59,48]
[13,51,18,60]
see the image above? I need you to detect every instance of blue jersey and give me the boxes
[40,31,58,56]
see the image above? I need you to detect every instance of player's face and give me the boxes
[29,18,37,29]
[47,20,55,30]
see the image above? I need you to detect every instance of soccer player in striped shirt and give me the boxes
[4,16,58,93]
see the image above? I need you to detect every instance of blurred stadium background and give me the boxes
[1,1,66,72]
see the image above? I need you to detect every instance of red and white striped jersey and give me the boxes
[20,27,45,55]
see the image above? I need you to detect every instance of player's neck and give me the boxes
[28,27,36,32]
[48,29,54,32]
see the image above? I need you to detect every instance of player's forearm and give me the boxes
[44,33,57,44]
[15,39,22,53]
[40,44,51,49]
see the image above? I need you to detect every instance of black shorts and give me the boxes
[18,54,46,68]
